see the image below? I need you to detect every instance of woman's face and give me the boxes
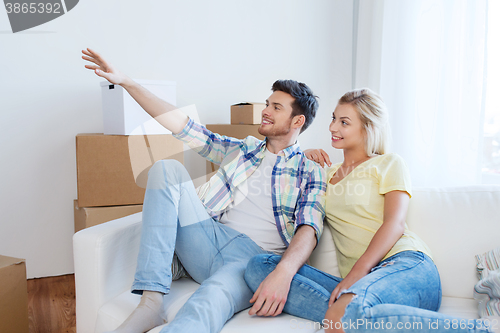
[329,103,366,150]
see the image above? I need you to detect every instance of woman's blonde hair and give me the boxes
[338,88,390,156]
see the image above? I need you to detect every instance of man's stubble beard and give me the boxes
[258,118,293,138]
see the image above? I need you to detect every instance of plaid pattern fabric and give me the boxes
[174,118,326,246]
[171,252,190,280]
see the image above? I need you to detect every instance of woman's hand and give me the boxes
[328,267,369,307]
[82,48,129,85]
[303,149,332,167]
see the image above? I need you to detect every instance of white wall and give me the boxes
[0,0,353,278]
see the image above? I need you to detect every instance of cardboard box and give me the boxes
[76,133,184,207]
[205,124,265,176]
[230,102,265,125]
[0,255,29,333]
[101,79,176,135]
[74,200,143,233]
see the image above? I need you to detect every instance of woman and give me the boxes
[244,89,495,333]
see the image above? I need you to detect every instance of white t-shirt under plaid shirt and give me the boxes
[220,148,286,254]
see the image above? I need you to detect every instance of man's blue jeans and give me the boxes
[245,251,495,332]
[132,160,268,333]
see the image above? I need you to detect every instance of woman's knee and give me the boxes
[244,254,281,292]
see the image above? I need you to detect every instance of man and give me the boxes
[82,47,326,333]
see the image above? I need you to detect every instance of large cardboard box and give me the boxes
[101,79,176,135]
[205,124,265,177]
[74,200,143,233]
[230,102,265,125]
[76,134,184,207]
[0,255,29,333]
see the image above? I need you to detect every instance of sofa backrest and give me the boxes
[407,186,500,298]
[309,225,340,277]
[309,185,500,299]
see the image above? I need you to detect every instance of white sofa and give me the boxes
[73,186,500,333]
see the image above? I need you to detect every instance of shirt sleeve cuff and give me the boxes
[173,104,199,140]
[173,117,194,140]
[294,222,323,248]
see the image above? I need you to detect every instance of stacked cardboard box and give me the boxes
[230,102,265,125]
[74,133,184,232]
[0,255,29,333]
[73,200,143,233]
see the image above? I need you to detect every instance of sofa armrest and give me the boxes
[73,212,143,333]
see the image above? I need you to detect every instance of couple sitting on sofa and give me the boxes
[83,48,495,333]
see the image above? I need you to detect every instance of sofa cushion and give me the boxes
[439,296,480,319]
[474,247,500,317]
[148,314,325,333]
[475,269,500,317]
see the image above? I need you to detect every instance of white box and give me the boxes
[100,79,176,135]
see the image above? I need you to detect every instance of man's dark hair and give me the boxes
[271,79,319,133]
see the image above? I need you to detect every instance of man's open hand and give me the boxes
[248,266,293,317]
[82,48,128,85]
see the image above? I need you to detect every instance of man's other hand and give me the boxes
[248,266,293,317]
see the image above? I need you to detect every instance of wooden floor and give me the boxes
[27,274,76,333]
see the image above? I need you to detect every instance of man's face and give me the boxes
[258,91,296,138]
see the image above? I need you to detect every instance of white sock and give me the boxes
[106,291,166,333]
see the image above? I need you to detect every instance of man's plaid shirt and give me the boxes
[173,118,326,246]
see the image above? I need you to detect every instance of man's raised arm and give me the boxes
[82,48,188,134]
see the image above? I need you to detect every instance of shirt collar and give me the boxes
[255,138,302,162]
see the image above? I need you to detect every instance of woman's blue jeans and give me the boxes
[245,251,495,332]
[132,160,268,333]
